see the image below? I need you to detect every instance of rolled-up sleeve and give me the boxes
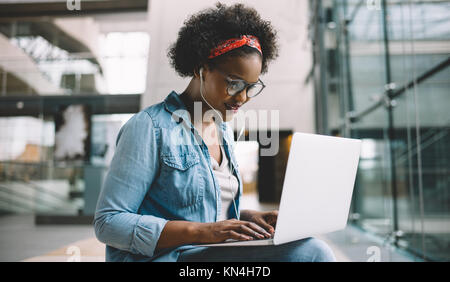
[94,111,168,258]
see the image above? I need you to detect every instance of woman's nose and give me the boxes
[235,89,249,104]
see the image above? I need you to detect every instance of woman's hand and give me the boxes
[239,209,278,237]
[194,219,273,244]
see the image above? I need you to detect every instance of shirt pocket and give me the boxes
[159,151,205,207]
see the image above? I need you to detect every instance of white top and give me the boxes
[211,145,239,221]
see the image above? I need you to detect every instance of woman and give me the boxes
[94,2,336,262]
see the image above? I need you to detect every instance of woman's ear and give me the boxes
[199,67,204,81]
[194,65,207,80]
[193,67,200,78]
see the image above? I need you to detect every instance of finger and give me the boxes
[247,221,272,238]
[232,220,270,238]
[245,221,272,238]
[224,230,252,241]
[253,219,275,236]
[239,224,265,239]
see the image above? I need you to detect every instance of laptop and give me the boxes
[197,132,362,247]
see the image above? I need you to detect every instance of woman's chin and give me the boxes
[224,110,237,122]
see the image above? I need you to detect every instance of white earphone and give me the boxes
[199,67,223,123]
[198,66,246,220]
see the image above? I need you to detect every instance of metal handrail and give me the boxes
[347,56,450,124]
[0,183,65,210]
[0,160,88,169]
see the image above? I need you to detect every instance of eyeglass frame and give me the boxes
[214,68,266,98]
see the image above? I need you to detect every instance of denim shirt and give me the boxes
[94,91,243,262]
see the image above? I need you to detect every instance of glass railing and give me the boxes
[0,53,149,96]
[0,161,86,215]
[0,160,111,218]
[311,0,450,261]
[0,113,133,219]
[0,19,150,96]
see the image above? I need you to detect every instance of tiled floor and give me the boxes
[22,236,104,262]
[239,192,416,262]
[0,214,95,262]
[0,193,417,262]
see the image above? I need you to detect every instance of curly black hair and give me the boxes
[168,2,279,77]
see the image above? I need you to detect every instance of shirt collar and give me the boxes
[163,91,191,123]
[163,91,228,132]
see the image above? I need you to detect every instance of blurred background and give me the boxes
[0,0,448,262]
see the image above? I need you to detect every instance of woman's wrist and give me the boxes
[157,221,206,249]
[188,221,205,243]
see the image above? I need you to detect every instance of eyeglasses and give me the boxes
[215,69,266,98]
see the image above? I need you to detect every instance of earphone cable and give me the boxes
[200,68,243,220]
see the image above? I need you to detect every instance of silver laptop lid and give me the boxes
[273,132,361,245]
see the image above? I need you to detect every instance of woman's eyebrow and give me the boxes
[228,73,259,84]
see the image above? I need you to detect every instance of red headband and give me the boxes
[208,35,262,59]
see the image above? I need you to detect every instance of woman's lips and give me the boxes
[224,103,241,112]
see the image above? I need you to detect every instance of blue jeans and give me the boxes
[177,237,336,262]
